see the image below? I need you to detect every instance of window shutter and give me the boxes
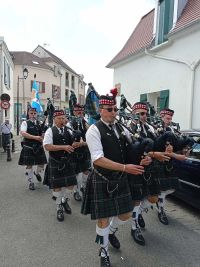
[42,82,45,93]
[159,89,169,110]
[140,93,147,102]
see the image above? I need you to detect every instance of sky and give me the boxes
[0,0,155,95]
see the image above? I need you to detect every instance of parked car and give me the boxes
[172,130,200,209]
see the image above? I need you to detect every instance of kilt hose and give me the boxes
[48,156,77,189]
[81,169,133,220]
[154,160,180,191]
[128,161,160,201]
[18,144,47,166]
[74,146,91,174]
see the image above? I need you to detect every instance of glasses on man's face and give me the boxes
[30,113,37,115]
[103,107,118,112]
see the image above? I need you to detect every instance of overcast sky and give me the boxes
[0,0,155,94]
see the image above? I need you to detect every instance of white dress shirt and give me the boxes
[0,123,12,134]
[86,119,131,163]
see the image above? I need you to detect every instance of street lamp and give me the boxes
[16,68,29,135]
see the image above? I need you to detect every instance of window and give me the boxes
[31,80,45,93]
[71,75,75,89]
[159,89,169,111]
[157,0,174,44]
[65,89,69,101]
[65,72,69,87]
[140,93,147,102]
[52,85,61,99]
[79,94,85,105]
[4,57,10,88]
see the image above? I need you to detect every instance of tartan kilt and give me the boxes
[81,170,133,220]
[48,156,77,189]
[128,162,160,201]
[18,144,47,166]
[74,146,91,173]
[155,161,180,191]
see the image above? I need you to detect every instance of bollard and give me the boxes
[7,143,12,161]
[12,139,15,152]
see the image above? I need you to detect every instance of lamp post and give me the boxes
[16,68,28,135]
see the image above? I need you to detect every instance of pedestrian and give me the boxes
[18,107,47,190]
[81,91,145,267]
[0,118,12,153]
[43,110,77,222]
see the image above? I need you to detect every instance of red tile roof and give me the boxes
[107,0,200,68]
[171,0,200,34]
[106,9,154,68]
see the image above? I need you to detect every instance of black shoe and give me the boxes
[34,171,42,182]
[109,232,120,249]
[29,182,35,190]
[57,205,64,222]
[61,198,72,214]
[131,228,145,246]
[138,213,145,228]
[99,248,111,267]
[158,209,169,225]
[74,191,82,201]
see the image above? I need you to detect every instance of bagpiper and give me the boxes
[18,107,47,190]
[68,103,91,201]
[43,110,77,222]
[81,91,145,267]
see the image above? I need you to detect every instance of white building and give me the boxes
[0,37,14,127]
[107,0,200,130]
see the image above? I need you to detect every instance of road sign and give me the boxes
[1,100,10,109]
[0,93,10,101]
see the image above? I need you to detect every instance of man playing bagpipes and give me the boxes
[19,107,47,190]
[68,103,91,201]
[43,110,77,222]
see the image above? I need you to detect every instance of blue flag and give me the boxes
[31,80,43,112]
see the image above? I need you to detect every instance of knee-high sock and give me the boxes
[61,187,72,202]
[53,191,62,210]
[82,173,88,188]
[75,173,83,193]
[96,225,109,257]
[139,199,152,213]
[132,205,140,230]
[36,165,43,175]
[26,168,33,183]
[157,192,166,212]
[109,216,128,234]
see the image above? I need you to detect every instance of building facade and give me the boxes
[0,37,14,127]
[107,0,200,130]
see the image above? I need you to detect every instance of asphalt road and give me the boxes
[0,148,199,267]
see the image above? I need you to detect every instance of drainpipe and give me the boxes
[145,48,200,129]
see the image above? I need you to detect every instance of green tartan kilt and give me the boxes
[155,161,180,191]
[49,156,77,189]
[18,144,47,166]
[74,146,91,174]
[81,170,133,220]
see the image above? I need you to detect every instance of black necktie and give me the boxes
[109,124,117,137]
[60,127,64,135]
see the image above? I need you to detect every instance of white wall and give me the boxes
[113,28,200,130]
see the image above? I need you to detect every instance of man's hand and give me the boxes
[63,145,74,153]
[125,164,144,175]
[35,136,43,142]
[165,144,173,153]
[72,142,81,148]
[153,152,170,161]
[164,152,186,161]
[140,156,152,166]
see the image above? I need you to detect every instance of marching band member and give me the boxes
[129,102,170,245]
[68,103,91,201]
[43,110,77,222]
[18,107,47,190]
[81,92,145,267]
